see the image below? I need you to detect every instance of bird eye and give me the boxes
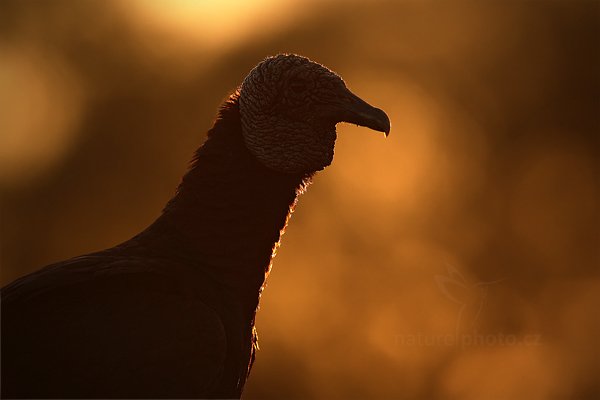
[289,79,308,93]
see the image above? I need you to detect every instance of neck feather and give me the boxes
[140,94,311,300]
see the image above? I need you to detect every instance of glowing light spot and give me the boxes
[121,0,310,50]
[0,46,85,187]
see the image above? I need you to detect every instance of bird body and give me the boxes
[1,55,389,398]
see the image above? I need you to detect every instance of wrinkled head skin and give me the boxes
[239,54,390,174]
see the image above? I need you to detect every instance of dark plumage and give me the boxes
[1,54,390,399]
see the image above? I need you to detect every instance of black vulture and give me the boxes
[1,54,390,399]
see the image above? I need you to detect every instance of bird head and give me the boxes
[239,54,390,174]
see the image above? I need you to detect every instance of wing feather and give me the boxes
[2,256,227,399]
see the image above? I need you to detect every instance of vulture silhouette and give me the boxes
[1,54,390,399]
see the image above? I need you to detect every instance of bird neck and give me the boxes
[146,94,311,303]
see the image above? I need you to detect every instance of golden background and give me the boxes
[1,1,598,398]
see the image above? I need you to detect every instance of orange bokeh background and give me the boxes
[1,1,598,398]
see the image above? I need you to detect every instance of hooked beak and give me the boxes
[335,87,391,136]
